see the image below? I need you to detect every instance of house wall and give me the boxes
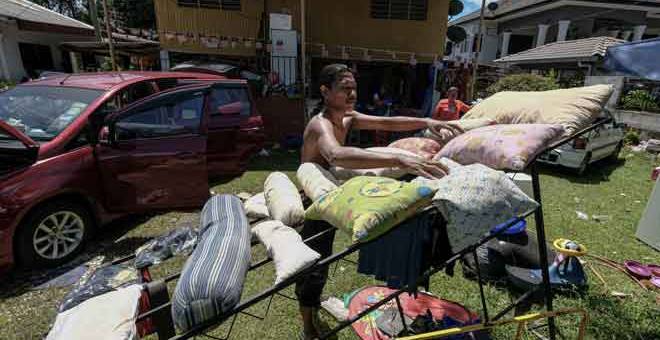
[154,0,448,62]
[0,20,94,81]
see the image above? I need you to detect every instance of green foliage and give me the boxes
[0,80,15,90]
[486,73,560,97]
[621,89,660,113]
[624,129,641,145]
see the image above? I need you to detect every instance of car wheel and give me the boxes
[16,201,92,268]
[576,152,592,176]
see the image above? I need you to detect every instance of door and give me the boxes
[95,87,210,212]
[206,83,264,176]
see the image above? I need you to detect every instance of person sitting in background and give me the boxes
[432,86,471,121]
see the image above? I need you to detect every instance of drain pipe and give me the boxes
[577,61,593,76]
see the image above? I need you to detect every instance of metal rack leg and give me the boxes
[530,163,556,340]
[472,250,490,324]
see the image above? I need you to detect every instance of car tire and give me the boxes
[15,201,92,268]
[576,152,592,176]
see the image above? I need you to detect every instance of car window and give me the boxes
[115,94,204,141]
[0,86,103,142]
[209,87,250,117]
[95,81,157,119]
[154,78,180,91]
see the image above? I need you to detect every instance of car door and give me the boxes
[95,85,210,212]
[206,83,264,176]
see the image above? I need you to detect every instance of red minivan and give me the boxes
[0,72,265,271]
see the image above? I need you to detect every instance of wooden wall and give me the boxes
[154,0,449,61]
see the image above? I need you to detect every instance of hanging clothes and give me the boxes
[357,210,453,290]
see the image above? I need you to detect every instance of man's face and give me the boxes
[325,73,357,112]
[448,90,458,101]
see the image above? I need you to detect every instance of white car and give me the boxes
[537,121,625,174]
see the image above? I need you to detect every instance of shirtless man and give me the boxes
[296,64,452,339]
[302,64,452,178]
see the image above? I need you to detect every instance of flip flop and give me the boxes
[651,277,660,289]
[646,264,660,277]
[624,260,652,279]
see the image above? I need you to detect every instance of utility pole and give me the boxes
[469,0,487,101]
[88,0,102,42]
[300,0,308,121]
[101,0,117,71]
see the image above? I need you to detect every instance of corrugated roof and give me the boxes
[0,0,93,30]
[494,36,626,65]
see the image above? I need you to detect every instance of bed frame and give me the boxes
[109,118,611,340]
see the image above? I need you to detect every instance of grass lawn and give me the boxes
[1,149,659,339]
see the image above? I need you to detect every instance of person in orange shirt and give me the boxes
[432,87,471,121]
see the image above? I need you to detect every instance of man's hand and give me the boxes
[397,155,449,180]
[426,121,464,144]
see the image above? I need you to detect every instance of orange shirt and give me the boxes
[432,99,470,121]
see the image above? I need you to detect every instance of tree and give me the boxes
[112,0,156,29]
[486,74,560,97]
[29,0,87,22]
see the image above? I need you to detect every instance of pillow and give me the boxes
[411,157,462,190]
[47,284,142,340]
[330,147,423,180]
[253,220,321,284]
[172,195,251,332]
[297,163,339,202]
[435,124,564,171]
[388,137,442,160]
[462,85,613,134]
[264,172,305,226]
[305,176,436,242]
[244,192,270,222]
[431,164,539,252]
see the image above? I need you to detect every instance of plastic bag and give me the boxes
[134,227,198,269]
[59,263,138,312]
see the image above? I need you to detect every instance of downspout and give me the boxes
[577,61,592,77]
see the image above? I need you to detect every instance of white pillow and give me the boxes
[330,147,423,180]
[253,220,321,284]
[297,163,339,202]
[244,192,270,222]
[264,172,305,226]
[47,284,142,340]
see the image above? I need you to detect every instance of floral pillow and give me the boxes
[435,124,564,171]
[305,176,436,242]
[389,137,442,160]
[431,164,539,252]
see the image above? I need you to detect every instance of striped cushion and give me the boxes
[171,195,251,331]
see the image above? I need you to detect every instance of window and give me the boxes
[95,81,156,118]
[209,87,251,117]
[177,0,241,11]
[371,0,428,21]
[115,95,204,141]
[0,86,103,142]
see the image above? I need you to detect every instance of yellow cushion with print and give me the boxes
[305,176,436,242]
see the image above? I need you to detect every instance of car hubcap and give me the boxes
[33,211,85,260]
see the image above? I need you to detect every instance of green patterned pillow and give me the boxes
[305,176,436,242]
